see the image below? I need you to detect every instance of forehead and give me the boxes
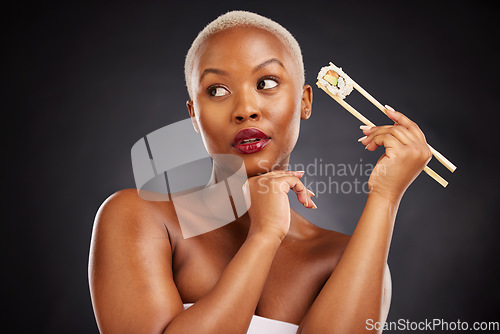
[193,26,298,77]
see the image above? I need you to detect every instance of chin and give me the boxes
[242,153,291,177]
[210,144,292,177]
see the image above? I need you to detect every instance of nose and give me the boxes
[232,93,261,123]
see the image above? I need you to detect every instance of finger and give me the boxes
[263,170,305,178]
[385,105,427,142]
[360,125,413,146]
[297,185,317,209]
[365,133,404,152]
[277,176,317,209]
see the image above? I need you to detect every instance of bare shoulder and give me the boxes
[91,189,179,241]
[89,188,183,262]
[89,190,184,332]
[94,189,174,224]
[89,188,177,274]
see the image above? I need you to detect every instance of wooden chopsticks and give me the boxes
[317,62,456,187]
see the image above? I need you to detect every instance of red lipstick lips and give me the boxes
[232,128,271,154]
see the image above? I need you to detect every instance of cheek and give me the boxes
[196,106,230,153]
[270,91,302,140]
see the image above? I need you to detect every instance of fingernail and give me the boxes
[307,189,316,197]
[360,125,372,130]
[365,144,369,150]
[358,135,367,142]
[311,200,318,209]
[294,171,305,176]
[385,104,395,112]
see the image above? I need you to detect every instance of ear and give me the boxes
[300,84,313,120]
[186,100,200,133]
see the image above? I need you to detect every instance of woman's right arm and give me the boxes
[89,171,312,334]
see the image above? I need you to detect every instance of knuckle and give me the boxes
[278,181,289,193]
[422,146,432,162]
[392,126,404,137]
[419,129,427,141]
[408,144,431,162]
[401,144,419,159]
[406,119,417,129]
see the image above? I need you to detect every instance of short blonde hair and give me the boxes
[184,10,305,99]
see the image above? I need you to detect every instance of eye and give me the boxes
[257,77,279,90]
[208,86,230,97]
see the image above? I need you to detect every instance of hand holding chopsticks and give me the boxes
[316,62,456,187]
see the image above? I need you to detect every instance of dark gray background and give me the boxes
[5,1,499,332]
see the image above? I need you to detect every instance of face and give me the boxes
[187,27,312,176]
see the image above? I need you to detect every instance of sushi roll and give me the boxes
[317,63,354,99]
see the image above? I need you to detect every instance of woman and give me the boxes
[89,10,431,333]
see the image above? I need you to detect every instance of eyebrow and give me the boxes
[252,58,284,73]
[199,68,228,83]
[199,58,285,83]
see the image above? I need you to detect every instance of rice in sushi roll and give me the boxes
[317,63,354,99]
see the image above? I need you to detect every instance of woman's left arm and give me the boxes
[298,107,431,334]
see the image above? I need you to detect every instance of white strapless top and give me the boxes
[183,303,299,333]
